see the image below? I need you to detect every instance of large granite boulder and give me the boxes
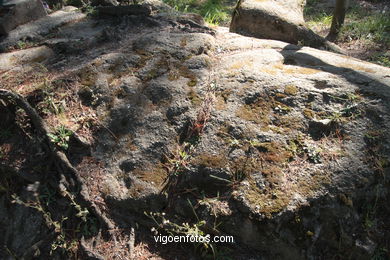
[0,4,389,259]
[230,0,326,48]
[0,0,47,36]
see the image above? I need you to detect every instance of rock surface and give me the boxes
[0,3,389,259]
[0,6,85,52]
[230,0,331,49]
[0,0,47,36]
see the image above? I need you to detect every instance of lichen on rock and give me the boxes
[1,2,390,259]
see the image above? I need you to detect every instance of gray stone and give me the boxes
[0,7,86,51]
[230,0,328,48]
[0,0,47,36]
[1,6,390,258]
[0,45,54,70]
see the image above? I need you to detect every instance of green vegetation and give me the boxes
[340,7,390,46]
[12,187,97,257]
[165,143,193,176]
[304,8,333,27]
[371,54,390,67]
[16,40,27,49]
[162,0,234,25]
[305,0,390,67]
[36,80,66,115]
[48,125,73,150]
[146,201,218,258]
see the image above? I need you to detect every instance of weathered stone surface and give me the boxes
[0,6,86,52]
[0,46,54,70]
[0,0,47,36]
[230,0,328,48]
[0,4,389,259]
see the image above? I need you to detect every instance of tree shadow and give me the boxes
[280,44,390,99]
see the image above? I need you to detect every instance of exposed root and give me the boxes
[0,88,116,242]
[80,237,105,260]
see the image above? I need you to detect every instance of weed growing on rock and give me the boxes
[11,182,97,257]
[162,91,215,193]
[48,125,73,150]
[145,210,217,258]
[186,92,215,141]
[11,191,73,255]
[164,142,194,177]
[37,80,66,115]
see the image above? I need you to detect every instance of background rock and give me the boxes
[0,0,47,36]
[0,6,85,52]
[230,0,332,49]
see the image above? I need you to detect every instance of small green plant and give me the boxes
[52,190,95,254]
[288,137,305,156]
[147,211,206,237]
[49,217,79,255]
[346,92,362,102]
[66,191,89,222]
[146,211,216,257]
[327,111,343,123]
[305,12,333,27]
[325,93,363,121]
[83,5,98,16]
[248,139,261,148]
[162,142,195,193]
[48,125,73,150]
[364,130,382,142]
[39,81,65,115]
[11,180,95,257]
[304,0,333,29]
[16,40,27,49]
[165,143,194,176]
[303,145,322,164]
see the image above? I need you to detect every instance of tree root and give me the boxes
[0,89,116,245]
[80,237,105,260]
